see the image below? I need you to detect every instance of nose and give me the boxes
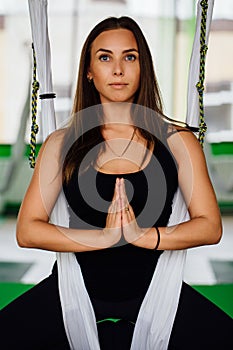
[113,61,124,76]
[114,70,123,76]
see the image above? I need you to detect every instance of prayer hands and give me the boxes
[118,178,146,244]
[104,178,145,246]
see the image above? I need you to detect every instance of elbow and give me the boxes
[16,222,35,248]
[215,223,223,244]
[16,232,31,249]
[208,220,223,245]
[16,237,31,249]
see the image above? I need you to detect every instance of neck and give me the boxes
[102,102,133,126]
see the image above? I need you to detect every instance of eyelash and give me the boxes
[99,55,110,62]
[125,54,137,61]
[98,54,137,62]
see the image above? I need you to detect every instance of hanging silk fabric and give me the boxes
[28,0,214,349]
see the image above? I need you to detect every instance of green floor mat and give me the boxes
[192,284,233,318]
[0,283,232,318]
[0,282,34,309]
[0,261,33,282]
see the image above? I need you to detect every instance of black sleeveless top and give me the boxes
[63,139,178,301]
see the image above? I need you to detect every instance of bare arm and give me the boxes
[121,131,222,250]
[16,130,121,252]
[159,130,222,249]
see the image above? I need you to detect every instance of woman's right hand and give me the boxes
[102,178,122,246]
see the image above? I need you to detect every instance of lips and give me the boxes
[109,82,127,85]
[109,83,128,88]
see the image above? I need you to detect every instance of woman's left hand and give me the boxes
[118,178,146,245]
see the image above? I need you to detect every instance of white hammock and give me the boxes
[28,1,214,349]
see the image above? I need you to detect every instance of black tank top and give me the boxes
[63,139,178,301]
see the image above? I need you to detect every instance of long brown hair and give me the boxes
[62,16,166,183]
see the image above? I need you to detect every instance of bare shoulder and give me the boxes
[37,128,67,159]
[44,128,66,147]
[167,127,206,167]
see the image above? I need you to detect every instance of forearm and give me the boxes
[132,216,222,251]
[159,216,222,250]
[16,219,115,252]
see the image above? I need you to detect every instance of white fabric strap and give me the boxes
[51,191,100,349]
[130,189,189,349]
[57,253,100,349]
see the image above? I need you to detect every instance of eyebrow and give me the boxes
[95,48,139,54]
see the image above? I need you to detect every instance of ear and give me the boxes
[87,69,93,81]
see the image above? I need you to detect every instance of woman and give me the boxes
[0,16,232,349]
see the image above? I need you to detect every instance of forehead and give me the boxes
[91,29,138,52]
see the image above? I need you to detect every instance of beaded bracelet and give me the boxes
[154,227,160,250]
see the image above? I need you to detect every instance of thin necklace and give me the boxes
[105,127,137,157]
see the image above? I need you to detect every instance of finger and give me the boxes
[121,178,127,197]
[108,179,119,218]
[122,205,133,225]
[127,204,136,221]
[116,197,122,227]
[118,178,124,212]
[109,187,119,213]
[112,178,120,202]
[119,178,129,211]
[120,179,135,218]
[120,195,131,226]
[107,202,114,215]
[119,182,135,225]
[115,177,120,201]
[107,198,122,228]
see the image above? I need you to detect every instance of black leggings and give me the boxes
[0,272,232,350]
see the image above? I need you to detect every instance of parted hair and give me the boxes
[62,16,166,183]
